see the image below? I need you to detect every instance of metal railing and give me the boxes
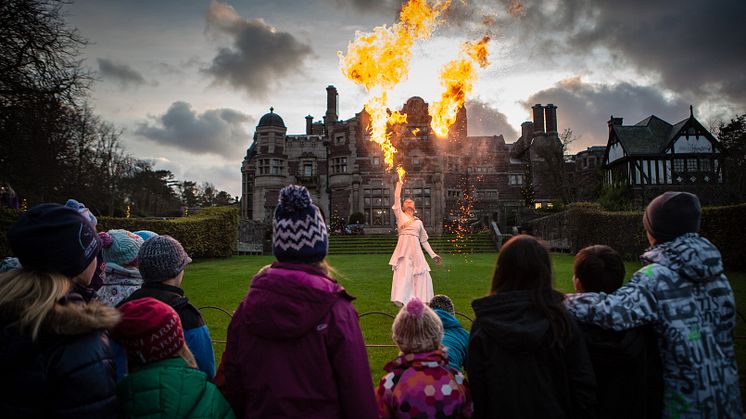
[198,306,473,348]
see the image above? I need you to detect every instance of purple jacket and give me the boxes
[222,262,377,419]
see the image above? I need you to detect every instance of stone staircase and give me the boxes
[328,232,497,255]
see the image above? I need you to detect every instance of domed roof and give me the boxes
[257,107,285,128]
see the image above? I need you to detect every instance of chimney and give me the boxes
[325,85,338,123]
[544,104,557,134]
[607,115,623,131]
[305,115,313,135]
[532,104,545,135]
[521,121,533,141]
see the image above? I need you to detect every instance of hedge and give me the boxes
[565,203,746,271]
[0,206,239,260]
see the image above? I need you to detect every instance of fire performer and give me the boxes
[389,178,441,307]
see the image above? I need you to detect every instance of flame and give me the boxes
[397,166,407,183]
[339,0,450,178]
[429,36,491,138]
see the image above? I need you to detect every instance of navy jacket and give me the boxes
[0,296,119,418]
[118,282,216,379]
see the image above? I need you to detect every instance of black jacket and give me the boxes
[0,294,120,418]
[580,323,663,419]
[467,291,597,419]
[118,282,204,330]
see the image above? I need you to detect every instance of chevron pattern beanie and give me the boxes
[272,185,328,264]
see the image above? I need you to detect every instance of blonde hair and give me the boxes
[392,299,443,354]
[0,269,71,340]
[178,344,198,369]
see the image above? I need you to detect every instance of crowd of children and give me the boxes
[0,186,742,418]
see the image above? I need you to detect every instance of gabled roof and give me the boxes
[612,115,672,155]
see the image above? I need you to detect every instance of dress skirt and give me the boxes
[390,234,434,304]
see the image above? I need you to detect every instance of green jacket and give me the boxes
[117,357,235,419]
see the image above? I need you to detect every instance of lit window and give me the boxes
[547,203,554,209]
[534,202,542,209]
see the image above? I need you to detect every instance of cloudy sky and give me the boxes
[65,0,746,196]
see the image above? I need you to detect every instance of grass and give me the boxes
[182,253,746,388]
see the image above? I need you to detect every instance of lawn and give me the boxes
[182,253,746,388]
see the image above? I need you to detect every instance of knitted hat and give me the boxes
[392,298,444,354]
[643,192,701,243]
[7,203,101,277]
[429,294,455,315]
[99,230,143,267]
[65,199,97,227]
[134,230,159,241]
[0,257,21,273]
[138,235,192,282]
[114,297,185,364]
[272,185,328,264]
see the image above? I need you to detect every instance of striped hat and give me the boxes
[272,185,328,264]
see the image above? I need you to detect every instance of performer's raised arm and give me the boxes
[392,180,404,222]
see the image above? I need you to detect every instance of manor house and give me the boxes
[240,86,564,234]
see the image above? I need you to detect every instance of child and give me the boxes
[468,235,597,419]
[429,294,469,371]
[97,229,144,306]
[221,185,376,419]
[377,298,472,418]
[566,192,742,417]
[114,297,234,419]
[0,203,120,417]
[119,235,215,380]
[573,245,662,418]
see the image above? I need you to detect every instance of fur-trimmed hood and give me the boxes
[0,293,120,338]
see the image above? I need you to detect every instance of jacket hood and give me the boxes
[103,262,142,279]
[580,323,645,361]
[433,309,462,330]
[642,233,724,283]
[239,262,351,340]
[472,291,551,352]
[1,296,120,339]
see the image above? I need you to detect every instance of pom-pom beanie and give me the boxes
[392,298,444,354]
[272,185,329,264]
[99,229,143,267]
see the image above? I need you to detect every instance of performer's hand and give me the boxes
[433,255,442,266]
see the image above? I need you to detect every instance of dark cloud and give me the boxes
[203,0,313,98]
[136,101,254,157]
[333,0,403,13]
[465,100,519,139]
[525,77,689,150]
[97,58,148,88]
[468,0,746,107]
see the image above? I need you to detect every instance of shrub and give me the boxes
[565,203,746,271]
[0,207,238,260]
[349,212,365,225]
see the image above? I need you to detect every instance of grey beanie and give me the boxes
[429,294,455,315]
[643,192,701,243]
[137,235,192,282]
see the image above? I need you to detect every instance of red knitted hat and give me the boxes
[114,297,185,364]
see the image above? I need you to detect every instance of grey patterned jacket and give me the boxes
[565,233,742,419]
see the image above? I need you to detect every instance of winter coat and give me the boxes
[0,293,120,418]
[118,357,234,419]
[222,262,377,419]
[468,290,597,419]
[580,323,663,418]
[97,262,143,306]
[433,308,469,371]
[565,233,743,418]
[376,349,472,418]
[118,282,216,380]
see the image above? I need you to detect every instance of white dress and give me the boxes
[389,183,439,305]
